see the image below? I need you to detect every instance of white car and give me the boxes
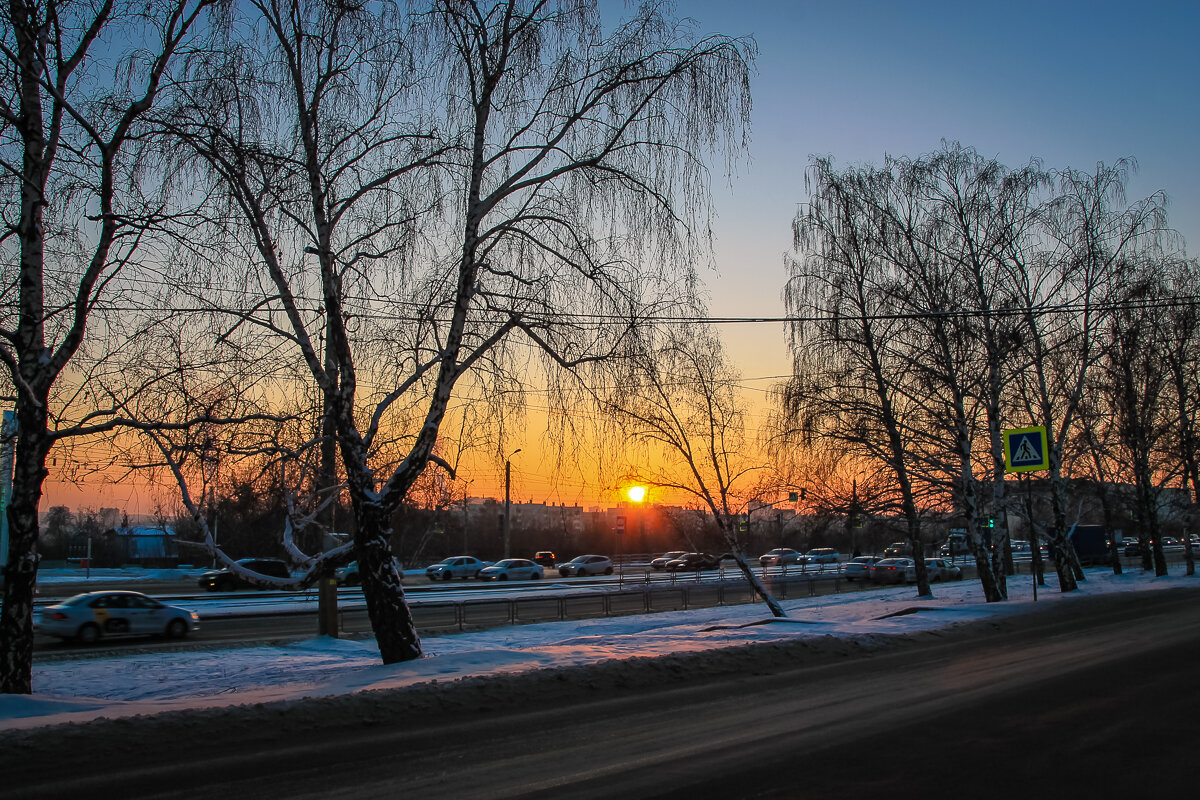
[759,548,803,567]
[478,558,544,581]
[557,555,614,577]
[425,556,490,581]
[924,557,963,581]
[805,548,841,564]
[37,591,199,643]
[842,555,882,581]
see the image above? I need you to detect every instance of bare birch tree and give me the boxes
[1023,160,1173,586]
[0,0,219,694]
[1099,273,1175,576]
[912,146,1047,598]
[156,0,753,664]
[787,157,934,598]
[1160,259,1200,576]
[601,324,785,616]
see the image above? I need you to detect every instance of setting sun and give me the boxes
[627,485,646,503]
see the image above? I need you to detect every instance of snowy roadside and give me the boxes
[3,568,1195,731]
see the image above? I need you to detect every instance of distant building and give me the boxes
[102,526,179,568]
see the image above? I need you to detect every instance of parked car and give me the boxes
[842,555,882,581]
[924,557,963,581]
[197,558,291,591]
[533,551,558,568]
[479,558,544,581]
[871,557,915,584]
[759,548,802,567]
[665,552,722,572]
[805,548,840,564]
[425,556,490,581]
[650,551,689,570]
[37,590,199,643]
[557,555,614,577]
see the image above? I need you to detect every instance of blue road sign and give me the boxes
[1003,426,1049,473]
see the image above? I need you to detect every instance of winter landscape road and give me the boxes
[5,585,1197,799]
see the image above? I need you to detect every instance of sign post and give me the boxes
[1004,425,1050,599]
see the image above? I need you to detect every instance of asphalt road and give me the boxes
[7,585,1198,799]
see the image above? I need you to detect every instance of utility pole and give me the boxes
[504,450,521,558]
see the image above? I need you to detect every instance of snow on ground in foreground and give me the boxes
[3,569,1193,730]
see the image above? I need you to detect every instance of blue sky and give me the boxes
[642,0,1200,379]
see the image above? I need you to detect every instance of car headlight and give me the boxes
[189,612,200,621]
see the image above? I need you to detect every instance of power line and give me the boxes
[45,268,1200,328]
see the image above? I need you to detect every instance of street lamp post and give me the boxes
[462,479,474,553]
[504,449,521,558]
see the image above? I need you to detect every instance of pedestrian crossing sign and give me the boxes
[1004,426,1049,473]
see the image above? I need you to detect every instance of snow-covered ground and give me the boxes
[4,568,1195,732]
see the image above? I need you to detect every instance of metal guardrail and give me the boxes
[405,570,865,634]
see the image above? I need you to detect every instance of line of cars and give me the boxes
[192,552,618,589]
[843,555,963,584]
[423,553,616,581]
[37,546,964,646]
[650,551,727,571]
[757,548,840,568]
[1121,536,1200,557]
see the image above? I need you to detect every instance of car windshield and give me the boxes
[59,594,94,606]
[569,556,591,564]
[493,559,516,568]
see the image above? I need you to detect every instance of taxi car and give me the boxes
[38,590,199,644]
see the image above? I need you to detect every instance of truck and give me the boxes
[940,531,972,557]
[1067,525,1114,566]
